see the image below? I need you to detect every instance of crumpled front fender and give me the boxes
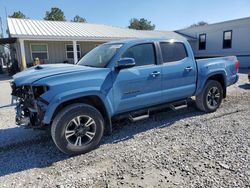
[42,89,113,125]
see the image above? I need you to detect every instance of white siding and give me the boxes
[178,17,250,68]
[23,40,103,66]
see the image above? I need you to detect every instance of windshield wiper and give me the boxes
[84,64,104,68]
[82,64,95,67]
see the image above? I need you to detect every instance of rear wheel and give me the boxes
[195,80,223,112]
[51,103,104,155]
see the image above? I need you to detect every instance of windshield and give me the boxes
[78,44,123,67]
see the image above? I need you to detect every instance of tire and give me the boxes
[51,103,104,155]
[195,80,223,113]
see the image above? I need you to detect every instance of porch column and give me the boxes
[72,40,78,64]
[19,39,27,70]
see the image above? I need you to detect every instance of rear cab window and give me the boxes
[160,42,188,63]
[122,43,156,66]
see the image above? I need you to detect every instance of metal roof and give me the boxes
[174,31,197,40]
[8,18,186,41]
[177,17,250,38]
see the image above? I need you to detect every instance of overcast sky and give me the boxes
[0,0,250,37]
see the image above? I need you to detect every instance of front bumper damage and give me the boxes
[11,82,48,128]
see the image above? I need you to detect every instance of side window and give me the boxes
[160,42,187,63]
[122,43,156,66]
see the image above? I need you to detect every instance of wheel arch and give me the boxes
[206,74,226,98]
[196,71,227,98]
[45,94,112,135]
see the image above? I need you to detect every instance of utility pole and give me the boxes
[5,7,8,37]
[5,7,8,20]
[0,17,3,38]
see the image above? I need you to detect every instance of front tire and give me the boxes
[51,103,104,155]
[195,80,223,112]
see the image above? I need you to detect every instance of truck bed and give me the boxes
[194,56,239,95]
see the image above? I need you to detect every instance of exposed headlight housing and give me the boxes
[32,86,49,99]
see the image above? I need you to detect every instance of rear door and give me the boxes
[112,43,162,114]
[160,42,196,102]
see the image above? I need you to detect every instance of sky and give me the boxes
[0,0,250,37]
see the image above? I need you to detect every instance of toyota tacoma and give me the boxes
[11,38,239,155]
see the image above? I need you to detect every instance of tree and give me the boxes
[128,18,155,30]
[72,15,87,23]
[44,7,66,21]
[189,21,208,28]
[9,11,27,19]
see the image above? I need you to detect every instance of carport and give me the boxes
[0,37,17,72]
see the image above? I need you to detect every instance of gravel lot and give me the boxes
[0,74,249,188]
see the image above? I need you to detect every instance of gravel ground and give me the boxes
[0,74,249,188]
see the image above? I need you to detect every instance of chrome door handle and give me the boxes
[150,71,161,77]
[185,66,193,71]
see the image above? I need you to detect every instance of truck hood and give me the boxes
[13,64,97,86]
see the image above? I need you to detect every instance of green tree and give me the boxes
[128,18,155,30]
[9,11,27,19]
[189,21,208,28]
[44,7,66,21]
[72,15,87,23]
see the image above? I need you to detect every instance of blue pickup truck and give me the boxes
[11,38,239,155]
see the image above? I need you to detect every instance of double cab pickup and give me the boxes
[11,38,239,155]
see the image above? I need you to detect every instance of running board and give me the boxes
[169,101,188,111]
[112,99,190,122]
[129,111,149,122]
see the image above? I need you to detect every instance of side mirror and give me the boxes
[116,58,135,69]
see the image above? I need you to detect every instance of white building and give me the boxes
[1,17,249,70]
[177,17,250,68]
[4,18,186,70]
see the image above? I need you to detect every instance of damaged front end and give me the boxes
[11,82,49,128]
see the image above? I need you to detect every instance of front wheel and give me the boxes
[51,103,104,155]
[195,80,223,112]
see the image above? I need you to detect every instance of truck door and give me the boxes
[160,42,196,102]
[112,43,162,114]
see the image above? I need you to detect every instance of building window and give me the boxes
[30,44,48,60]
[223,30,232,49]
[199,34,206,50]
[160,42,187,63]
[66,44,81,59]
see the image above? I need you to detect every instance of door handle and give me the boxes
[150,71,161,77]
[185,66,193,71]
